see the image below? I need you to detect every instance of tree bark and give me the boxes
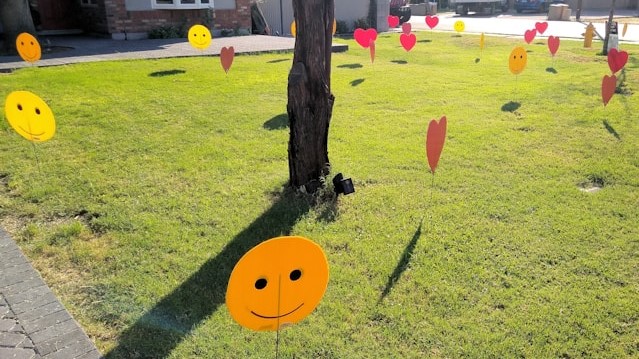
[0,0,37,55]
[287,0,335,191]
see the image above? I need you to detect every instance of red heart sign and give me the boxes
[400,33,416,52]
[369,40,376,64]
[354,28,377,49]
[601,75,617,107]
[425,15,439,29]
[607,48,629,74]
[524,29,537,44]
[402,22,412,35]
[547,36,560,56]
[388,15,400,28]
[220,46,234,74]
[426,116,447,174]
[535,22,548,34]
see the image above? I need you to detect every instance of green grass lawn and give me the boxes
[1,31,638,358]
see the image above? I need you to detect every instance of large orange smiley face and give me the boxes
[16,32,41,63]
[226,236,329,331]
[509,46,528,75]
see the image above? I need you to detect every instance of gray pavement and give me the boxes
[1,229,102,359]
[409,9,639,43]
[0,34,299,71]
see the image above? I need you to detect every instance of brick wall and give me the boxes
[214,0,252,31]
[79,0,252,37]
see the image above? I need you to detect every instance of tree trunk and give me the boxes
[602,0,617,55]
[287,0,335,192]
[0,0,37,55]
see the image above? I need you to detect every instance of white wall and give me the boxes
[258,0,373,36]
[566,0,637,10]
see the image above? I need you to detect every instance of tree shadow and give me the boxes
[267,58,290,64]
[391,60,407,65]
[263,113,288,130]
[603,120,621,140]
[501,101,521,112]
[350,78,365,87]
[546,67,558,74]
[105,187,311,359]
[337,63,363,69]
[149,69,186,77]
[377,220,422,303]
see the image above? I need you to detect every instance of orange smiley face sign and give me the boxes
[226,236,329,331]
[16,33,41,63]
[509,46,528,75]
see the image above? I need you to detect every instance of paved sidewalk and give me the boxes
[409,10,639,43]
[0,230,102,359]
[0,34,349,72]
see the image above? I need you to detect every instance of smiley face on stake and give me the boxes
[4,91,55,142]
[226,236,329,331]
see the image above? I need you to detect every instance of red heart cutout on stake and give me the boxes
[220,46,235,74]
[524,29,537,44]
[402,22,412,35]
[535,22,548,34]
[426,116,447,174]
[400,33,416,52]
[388,15,400,28]
[548,36,560,56]
[607,48,629,74]
[425,15,439,29]
[369,40,376,64]
[354,28,377,48]
[601,75,617,107]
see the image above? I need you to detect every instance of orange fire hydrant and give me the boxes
[583,23,595,48]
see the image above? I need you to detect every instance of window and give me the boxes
[152,0,213,9]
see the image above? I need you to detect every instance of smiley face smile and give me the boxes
[251,303,304,319]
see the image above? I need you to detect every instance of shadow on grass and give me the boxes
[378,220,422,303]
[546,67,558,74]
[105,188,310,359]
[603,120,621,140]
[418,39,432,43]
[263,113,288,130]
[267,58,290,64]
[350,78,365,87]
[391,60,407,65]
[501,101,521,112]
[337,63,363,69]
[149,69,186,77]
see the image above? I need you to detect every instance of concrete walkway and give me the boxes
[1,230,102,359]
[0,35,300,72]
[409,9,639,43]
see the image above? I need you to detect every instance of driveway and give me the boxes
[408,9,639,43]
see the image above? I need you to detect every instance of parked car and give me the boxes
[390,0,411,24]
[514,0,565,13]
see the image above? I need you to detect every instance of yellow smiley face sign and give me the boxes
[454,20,465,33]
[4,91,56,142]
[16,32,41,63]
[226,236,329,331]
[509,46,528,75]
[188,25,212,50]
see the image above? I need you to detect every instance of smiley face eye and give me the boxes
[35,108,41,115]
[17,103,23,111]
[30,41,34,45]
[289,269,302,281]
[255,278,267,290]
